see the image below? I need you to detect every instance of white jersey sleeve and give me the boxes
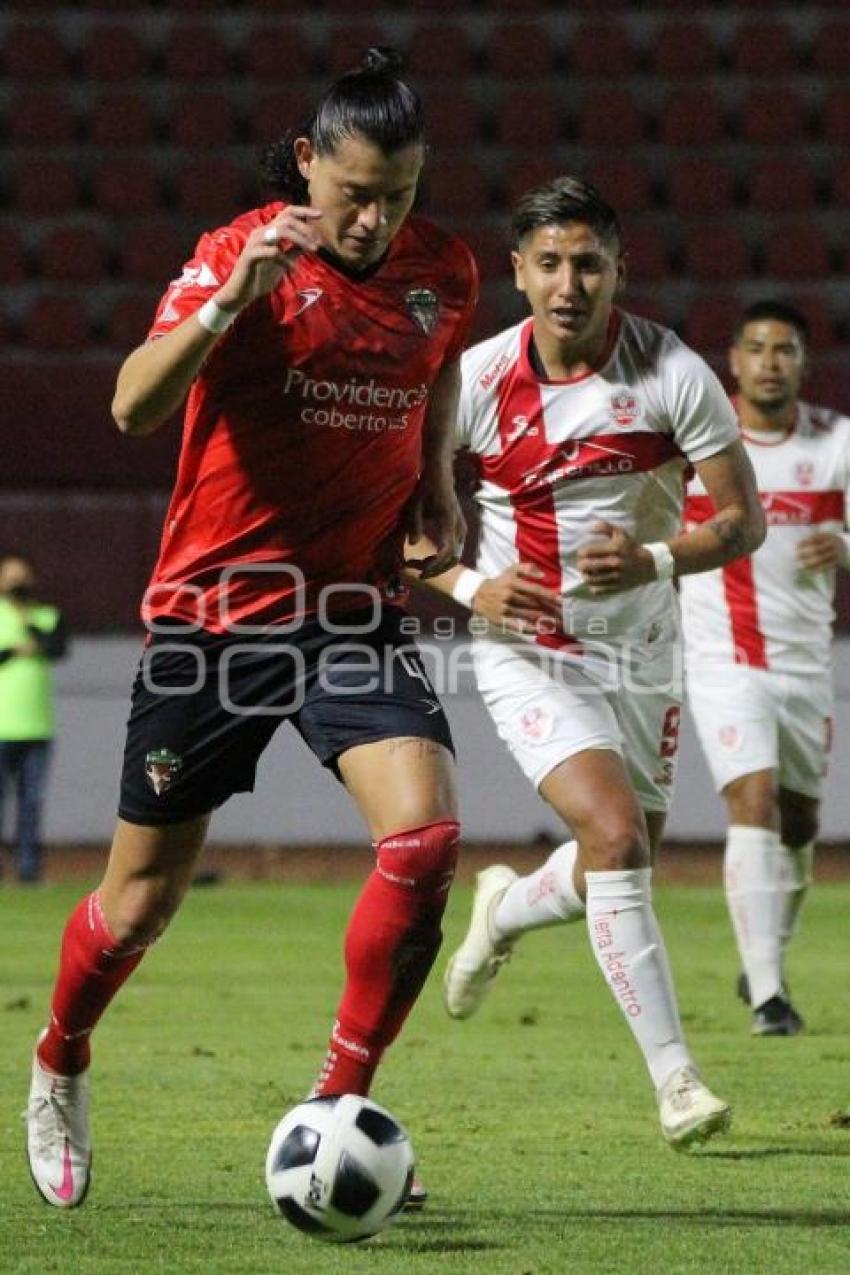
[654,332,740,462]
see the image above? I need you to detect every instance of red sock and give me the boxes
[313,821,460,1097]
[38,892,147,1076]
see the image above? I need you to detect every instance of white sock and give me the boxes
[778,840,813,959]
[584,868,692,1090]
[493,840,585,940]
[723,825,784,1008]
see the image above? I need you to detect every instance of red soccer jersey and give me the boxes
[142,203,478,632]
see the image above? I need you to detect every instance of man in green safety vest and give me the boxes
[0,556,68,882]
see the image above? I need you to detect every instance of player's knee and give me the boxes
[376,820,460,898]
[724,774,777,827]
[102,879,182,950]
[581,818,648,872]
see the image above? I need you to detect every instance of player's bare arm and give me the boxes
[578,440,765,595]
[405,359,466,579]
[796,531,850,571]
[410,549,563,632]
[112,206,322,436]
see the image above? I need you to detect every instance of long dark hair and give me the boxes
[260,47,424,202]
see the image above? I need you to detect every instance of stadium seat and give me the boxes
[121,219,189,285]
[249,90,309,145]
[2,24,69,78]
[169,93,238,146]
[88,93,156,147]
[93,159,162,216]
[486,22,555,77]
[568,23,638,77]
[21,295,91,351]
[494,91,561,147]
[501,159,559,211]
[576,90,645,146]
[623,225,668,283]
[173,158,246,220]
[586,158,653,213]
[162,24,231,80]
[8,89,76,145]
[453,223,510,284]
[421,161,491,217]
[820,90,850,143]
[737,90,807,144]
[762,221,832,280]
[806,364,850,408]
[788,294,836,350]
[731,21,797,75]
[830,157,850,206]
[683,225,751,281]
[106,294,159,350]
[623,293,670,327]
[0,227,28,284]
[658,90,726,145]
[38,225,110,283]
[79,25,149,81]
[746,158,816,212]
[665,158,736,216]
[651,22,719,77]
[242,22,313,80]
[407,23,477,77]
[10,158,79,216]
[811,21,850,76]
[427,93,481,149]
[681,296,741,354]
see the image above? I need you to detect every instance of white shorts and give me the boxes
[686,663,833,798]
[472,629,683,813]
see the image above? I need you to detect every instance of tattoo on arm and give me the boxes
[708,515,746,559]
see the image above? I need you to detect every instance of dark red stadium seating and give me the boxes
[121,219,190,285]
[624,294,670,327]
[731,21,798,75]
[623,226,668,283]
[576,90,644,146]
[169,93,238,146]
[788,294,836,350]
[807,364,850,409]
[486,22,555,77]
[2,24,68,78]
[106,294,160,351]
[747,158,817,212]
[651,22,719,76]
[242,22,313,80]
[38,225,110,284]
[88,93,156,147]
[321,24,397,76]
[0,227,28,284]
[10,158,79,216]
[568,24,638,77]
[501,159,560,210]
[172,159,247,220]
[407,23,477,77]
[681,296,741,354]
[762,221,832,280]
[811,21,850,76]
[79,25,148,81]
[162,24,231,81]
[737,89,807,143]
[665,158,736,216]
[830,157,850,206]
[820,89,850,143]
[658,90,726,145]
[423,161,491,217]
[683,225,751,281]
[93,159,162,216]
[426,93,480,149]
[586,158,653,213]
[495,90,561,147]
[453,223,510,284]
[249,90,310,145]
[21,295,91,351]
[8,89,76,145]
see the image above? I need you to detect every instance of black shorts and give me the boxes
[118,607,454,826]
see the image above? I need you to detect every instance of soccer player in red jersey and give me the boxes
[25,49,477,1209]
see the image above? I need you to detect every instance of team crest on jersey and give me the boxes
[405,287,439,335]
[608,391,642,429]
[145,747,183,796]
[518,706,555,744]
[794,460,815,487]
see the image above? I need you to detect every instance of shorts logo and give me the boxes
[518,706,555,744]
[405,287,439,335]
[718,725,739,750]
[794,460,815,487]
[608,391,642,429]
[145,747,183,796]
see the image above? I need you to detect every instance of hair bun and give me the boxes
[362,46,405,76]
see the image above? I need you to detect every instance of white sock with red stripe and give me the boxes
[723,824,784,1008]
[584,868,692,1090]
[493,840,585,939]
[778,840,814,963]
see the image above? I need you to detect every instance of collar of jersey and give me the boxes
[521,311,621,385]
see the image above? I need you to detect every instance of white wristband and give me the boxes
[451,568,486,609]
[644,541,676,581]
[196,299,237,334]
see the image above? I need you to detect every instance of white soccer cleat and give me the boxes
[443,864,518,1020]
[658,1064,731,1150]
[25,1037,92,1208]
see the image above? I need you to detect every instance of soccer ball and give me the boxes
[265,1094,415,1243]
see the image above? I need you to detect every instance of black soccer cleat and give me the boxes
[751,995,805,1037]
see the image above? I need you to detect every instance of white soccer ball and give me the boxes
[265,1094,415,1243]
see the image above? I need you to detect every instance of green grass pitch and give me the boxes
[2,877,850,1274]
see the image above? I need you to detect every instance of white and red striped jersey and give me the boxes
[457,311,738,648]
[681,401,850,675]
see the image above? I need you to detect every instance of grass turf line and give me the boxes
[2,880,850,1274]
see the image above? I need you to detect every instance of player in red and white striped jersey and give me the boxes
[681,301,850,1036]
[421,178,764,1147]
